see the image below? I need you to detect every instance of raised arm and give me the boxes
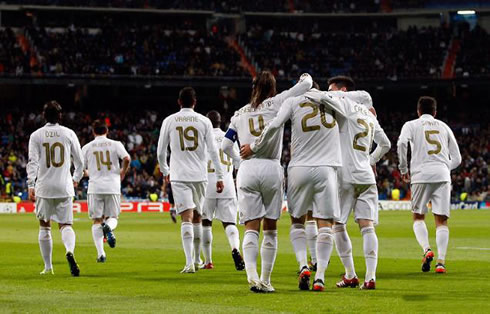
[273,73,313,106]
[370,121,391,166]
[397,123,411,175]
[157,118,170,177]
[446,126,462,170]
[250,97,294,154]
[305,89,348,117]
[70,131,84,183]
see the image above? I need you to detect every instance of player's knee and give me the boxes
[333,223,346,233]
[290,215,306,225]
[39,220,50,227]
[263,218,277,231]
[58,223,72,231]
[317,227,333,243]
[202,219,212,227]
[290,223,305,230]
[358,219,373,229]
[360,226,376,236]
[93,218,103,224]
[413,213,425,221]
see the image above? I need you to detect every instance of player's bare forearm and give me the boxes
[120,156,130,180]
[240,144,253,159]
[28,188,36,202]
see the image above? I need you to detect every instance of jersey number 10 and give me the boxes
[42,142,65,168]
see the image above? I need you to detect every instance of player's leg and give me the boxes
[36,198,53,275]
[38,219,53,274]
[261,218,278,292]
[432,182,451,273]
[192,210,203,268]
[172,182,197,273]
[354,184,379,290]
[201,218,213,268]
[167,182,177,223]
[312,167,338,291]
[201,198,215,269]
[101,195,120,249]
[305,211,318,270]
[243,218,262,291]
[411,183,434,272]
[88,194,106,261]
[53,197,79,276]
[217,198,244,270]
[334,182,358,288]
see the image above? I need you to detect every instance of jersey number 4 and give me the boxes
[42,142,65,168]
[208,149,232,173]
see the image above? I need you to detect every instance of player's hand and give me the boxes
[402,173,410,183]
[83,169,89,177]
[164,175,170,185]
[216,181,224,193]
[240,144,253,159]
[28,188,36,202]
[73,181,78,189]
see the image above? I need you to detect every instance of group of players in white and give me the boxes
[27,72,461,293]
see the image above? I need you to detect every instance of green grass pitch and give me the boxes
[1,210,489,313]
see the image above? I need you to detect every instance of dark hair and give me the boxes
[417,96,437,115]
[92,119,108,135]
[250,71,276,108]
[179,87,196,108]
[206,110,221,128]
[327,75,355,91]
[312,81,320,90]
[43,100,62,123]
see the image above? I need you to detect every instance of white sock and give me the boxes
[333,224,357,279]
[202,226,213,264]
[260,230,278,285]
[61,225,76,253]
[315,227,334,282]
[38,226,52,270]
[105,217,118,230]
[290,224,308,270]
[181,222,194,266]
[92,224,105,258]
[361,226,378,282]
[305,220,318,264]
[436,225,449,262]
[243,230,260,282]
[225,224,240,251]
[193,223,202,264]
[413,220,430,252]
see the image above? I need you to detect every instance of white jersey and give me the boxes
[27,123,84,198]
[305,89,391,184]
[397,114,461,184]
[251,94,341,167]
[206,128,239,199]
[225,73,313,161]
[157,108,223,182]
[82,135,130,195]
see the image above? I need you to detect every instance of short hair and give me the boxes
[92,119,108,135]
[179,87,196,108]
[43,100,62,123]
[417,96,437,115]
[327,75,355,91]
[206,110,221,128]
[312,80,320,90]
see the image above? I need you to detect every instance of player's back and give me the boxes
[339,102,380,184]
[288,95,341,167]
[83,136,128,194]
[164,108,212,182]
[400,115,455,183]
[206,128,236,199]
[29,123,80,198]
[232,100,283,160]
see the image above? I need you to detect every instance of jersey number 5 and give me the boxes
[300,103,336,132]
[42,142,65,168]
[176,126,199,151]
[424,130,442,155]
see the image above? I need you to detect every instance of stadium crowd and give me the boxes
[0,108,488,203]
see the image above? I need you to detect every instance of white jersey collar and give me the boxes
[420,114,435,120]
[180,108,194,112]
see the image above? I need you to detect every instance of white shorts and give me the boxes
[411,182,451,217]
[202,198,238,224]
[287,166,340,220]
[87,194,121,219]
[338,183,378,225]
[35,197,73,224]
[171,181,207,215]
[236,159,284,224]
